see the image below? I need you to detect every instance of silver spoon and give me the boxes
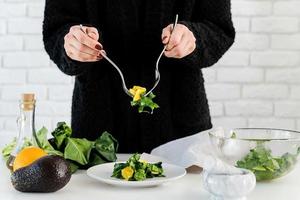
[80,24,132,97]
[145,14,179,96]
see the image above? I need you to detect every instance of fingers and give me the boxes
[64,25,105,62]
[70,27,101,51]
[79,26,101,46]
[162,24,196,59]
[166,25,185,51]
[86,27,100,41]
[164,42,196,59]
[66,34,100,56]
[161,24,172,44]
[164,39,196,59]
[75,25,99,40]
[64,43,103,62]
[164,32,189,58]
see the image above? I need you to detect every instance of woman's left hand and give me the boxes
[162,24,196,59]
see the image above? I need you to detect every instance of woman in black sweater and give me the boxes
[43,0,235,153]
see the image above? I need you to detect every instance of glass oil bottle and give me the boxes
[6,93,38,171]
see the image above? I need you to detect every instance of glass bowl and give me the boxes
[209,128,300,181]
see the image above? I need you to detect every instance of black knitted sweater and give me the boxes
[43,0,235,153]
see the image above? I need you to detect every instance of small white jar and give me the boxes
[202,168,256,200]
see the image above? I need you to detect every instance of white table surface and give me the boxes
[0,132,300,200]
[1,155,300,200]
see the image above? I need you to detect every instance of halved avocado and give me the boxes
[11,155,71,193]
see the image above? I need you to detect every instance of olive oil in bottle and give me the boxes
[6,93,37,171]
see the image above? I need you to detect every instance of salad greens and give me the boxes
[129,86,159,114]
[2,122,118,173]
[236,143,300,181]
[111,153,165,181]
[36,127,63,156]
[2,138,32,161]
[51,122,72,149]
[64,137,94,166]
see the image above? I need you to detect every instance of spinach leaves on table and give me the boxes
[51,122,72,149]
[51,123,118,172]
[1,122,119,173]
[64,137,94,166]
[36,127,63,156]
[236,143,300,181]
[111,153,165,181]
[1,138,32,161]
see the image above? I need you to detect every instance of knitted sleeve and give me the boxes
[42,0,97,76]
[179,0,236,69]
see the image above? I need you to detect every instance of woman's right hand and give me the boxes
[64,25,105,62]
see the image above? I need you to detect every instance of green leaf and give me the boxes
[89,152,107,166]
[51,122,72,149]
[36,127,63,156]
[111,163,128,178]
[130,92,159,114]
[94,132,118,162]
[148,92,156,99]
[68,160,80,173]
[36,127,50,149]
[64,137,94,165]
[134,169,146,181]
[230,132,237,139]
[253,166,266,171]
[149,162,164,175]
[1,138,17,161]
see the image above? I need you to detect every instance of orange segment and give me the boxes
[130,86,147,102]
[13,147,47,171]
[121,166,134,180]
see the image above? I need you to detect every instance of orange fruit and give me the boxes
[13,147,47,171]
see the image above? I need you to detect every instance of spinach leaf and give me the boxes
[112,163,128,179]
[1,137,34,161]
[88,152,107,166]
[230,132,237,139]
[134,169,147,181]
[94,131,118,162]
[36,127,63,156]
[68,160,80,173]
[131,93,159,114]
[1,138,18,161]
[51,122,72,149]
[64,138,94,166]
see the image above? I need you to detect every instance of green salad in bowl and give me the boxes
[209,128,300,181]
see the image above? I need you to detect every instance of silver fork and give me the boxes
[145,14,179,97]
[80,25,132,97]
[80,14,178,98]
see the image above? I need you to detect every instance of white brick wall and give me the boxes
[0,0,299,136]
[0,0,71,134]
[273,1,300,16]
[205,0,300,131]
[272,34,300,50]
[252,17,299,33]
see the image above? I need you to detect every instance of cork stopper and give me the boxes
[22,93,35,101]
[21,93,35,111]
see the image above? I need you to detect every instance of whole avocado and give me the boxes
[11,155,71,193]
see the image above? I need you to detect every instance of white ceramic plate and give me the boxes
[87,162,186,187]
